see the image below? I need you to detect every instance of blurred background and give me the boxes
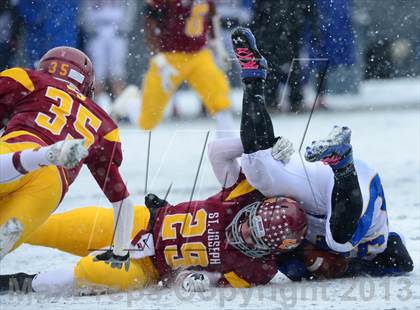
[1,0,419,118]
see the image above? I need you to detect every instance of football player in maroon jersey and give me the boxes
[0,191,307,293]
[138,0,234,136]
[0,47,134,269]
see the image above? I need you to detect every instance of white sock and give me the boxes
[32,267,75,295]
[0,148,50,183]
[214,109,236,138]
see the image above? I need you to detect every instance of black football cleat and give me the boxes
[231,27,267,80]
[375,232,414,273]
[0,273,35,294]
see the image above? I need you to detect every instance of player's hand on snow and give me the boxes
[46,139,88,169]
[93,249,130,272]
[271,137,294,163]
[152,53,179,93]
[176,271,210,292]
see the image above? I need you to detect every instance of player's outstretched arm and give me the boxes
[0,139,87,183]
[207,137,243,188]
[85,132,134,271]
[92,197,134,272]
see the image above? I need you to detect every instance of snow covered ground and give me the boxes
[169,78,420,119]
[1,85,419,309]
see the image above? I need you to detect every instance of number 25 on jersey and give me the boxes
[162,209,209,269]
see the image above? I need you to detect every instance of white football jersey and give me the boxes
[241,150,389,259]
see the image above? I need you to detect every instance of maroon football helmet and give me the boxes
[37,46,95,98]
[226,197,307,258]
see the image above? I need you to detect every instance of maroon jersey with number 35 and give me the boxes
[152,173,278,287]
[0,67,128,202]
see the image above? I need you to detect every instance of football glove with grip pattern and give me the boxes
[271,137,295,163]
[93,249,130,272]
[46,139,88,169]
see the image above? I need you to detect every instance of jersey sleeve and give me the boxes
[207,137,243,188]
[0,68,35,129]
[85,128,129,203]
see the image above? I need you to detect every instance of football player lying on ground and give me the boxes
[0,192,307,294]
[221,27,413,279]
[0,47,134,268]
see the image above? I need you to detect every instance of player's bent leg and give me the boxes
[0,165,63,254]
[27,206,150,257]
[189,50,231,113]
[74,255,159,292]
[231,27,275,153]
[306,126,363,244]
[139,60,182,130]
[139,64,171,130]
[27,207,115,257]
[325,168,389,256]
[187,49,234,135]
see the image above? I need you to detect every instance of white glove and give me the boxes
[46,139,88,169]
[152,53,179,93]
[271,137,294,163]
[176,271,210,292]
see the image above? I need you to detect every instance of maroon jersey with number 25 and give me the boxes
[152,173,278,288]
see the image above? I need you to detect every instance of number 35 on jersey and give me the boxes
[35,86,101,149]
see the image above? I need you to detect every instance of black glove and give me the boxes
[145,193,168,209]
[93,249,130,272]
[145,193,170,231]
